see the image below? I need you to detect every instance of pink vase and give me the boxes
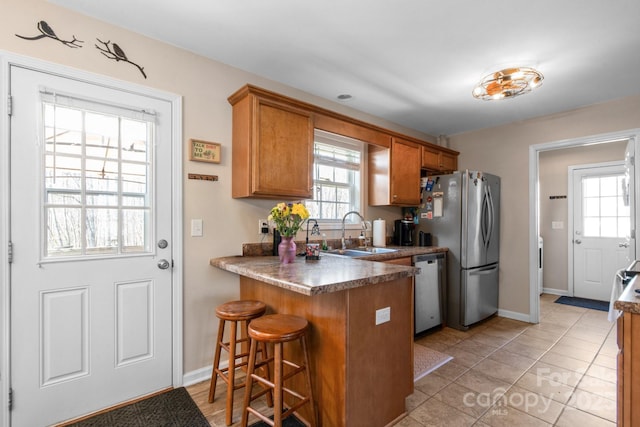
[278,236,297,264]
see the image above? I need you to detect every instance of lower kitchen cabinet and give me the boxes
[618,311,640,425]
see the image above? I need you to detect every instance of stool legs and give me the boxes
[241,338,259,427]
[299,335,316,426]
[208,318,226,403]
[273,342,283,426]
[242,335,315,427]
[209,317,272,426]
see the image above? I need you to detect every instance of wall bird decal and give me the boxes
[95,38,147,79]
[15,20,84,48]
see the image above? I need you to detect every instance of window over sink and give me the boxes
[306,130,364,228]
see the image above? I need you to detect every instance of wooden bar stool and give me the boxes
[209,300,272,426]
[241,313,316,427]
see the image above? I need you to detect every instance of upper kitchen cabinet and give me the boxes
[228,84,452,203]
[421,145,458,173]
[228,86,314,199]
[369,137,422,206]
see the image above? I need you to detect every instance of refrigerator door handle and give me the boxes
[485,185,495,249]
[473,267,496,275]
[481,187,490,250]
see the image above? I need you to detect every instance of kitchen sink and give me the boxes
[323,247,398,257]
[359,247,398,254]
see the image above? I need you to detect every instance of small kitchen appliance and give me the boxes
[394,219,414,246]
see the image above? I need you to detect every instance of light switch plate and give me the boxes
[375,307,391,325]
[191,219,203,237]
[552,221,564,230]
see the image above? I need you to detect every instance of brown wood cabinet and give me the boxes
[618,311,640,426]
[228,84,458,203]
[240,275,413,427]
[369,137,422,206]
[228,87,314,199]
[421,144,458,173]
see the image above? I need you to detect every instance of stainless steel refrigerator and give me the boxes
[417,170,500,330]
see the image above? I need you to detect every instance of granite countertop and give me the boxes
[615,275,640,314]
[210,252,423,296]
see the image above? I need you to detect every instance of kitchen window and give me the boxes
[306,130,364,227]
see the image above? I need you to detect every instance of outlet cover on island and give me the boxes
[375,307,391,325]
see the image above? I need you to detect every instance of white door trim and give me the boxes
[529,129,640,324]
[567,161,625,298]
[0,51,183,427]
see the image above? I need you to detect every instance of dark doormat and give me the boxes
[64,387,209,427]
[249,415,306,427]
[554,296,609,312]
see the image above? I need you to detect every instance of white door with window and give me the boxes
[9,65,176,426]
[571,162,631,301]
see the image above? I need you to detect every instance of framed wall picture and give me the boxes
[189,139,221,163]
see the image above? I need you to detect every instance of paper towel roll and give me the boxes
[373,219,386,247]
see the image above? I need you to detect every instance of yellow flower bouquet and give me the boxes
[268,202,310,237]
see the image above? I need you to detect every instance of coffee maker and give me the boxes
[393,219,414,246]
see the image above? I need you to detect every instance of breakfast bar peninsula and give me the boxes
[210,254,418,427]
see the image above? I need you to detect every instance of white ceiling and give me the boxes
[51,0,640,136]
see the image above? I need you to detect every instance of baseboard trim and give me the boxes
[541,288,569,296]
[183,362,224,387]
[497,308,532,324]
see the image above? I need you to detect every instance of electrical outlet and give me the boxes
[375,307,391,325]
[258,219,270,235]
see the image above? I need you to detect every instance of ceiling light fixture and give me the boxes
[336,94,353,101]
[472,67,543,100]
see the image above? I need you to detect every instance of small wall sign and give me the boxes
[189,139,221,163]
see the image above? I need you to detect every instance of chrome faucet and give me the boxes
[341,211,367,250]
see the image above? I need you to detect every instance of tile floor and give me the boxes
[188,294,618,426]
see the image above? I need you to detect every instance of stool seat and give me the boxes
[248,313,308,343]
[216,299,266,321]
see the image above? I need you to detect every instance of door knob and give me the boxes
[575,239,582,244]
[619,242,630,248]
[157,259,171,269]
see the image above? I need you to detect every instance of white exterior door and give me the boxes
[572,163,630,301]
[9,65,175,426]
[624,139,636,262]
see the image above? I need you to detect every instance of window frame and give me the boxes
[40,91,156,261]
[581,173,629,238]
[309,130,366,231]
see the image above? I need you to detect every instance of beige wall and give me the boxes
[539,142,627,293]
[449,96,640,316]
[1,0,436,375]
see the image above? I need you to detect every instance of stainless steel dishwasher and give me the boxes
[413,253,446,335]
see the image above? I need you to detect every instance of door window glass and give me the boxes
[42,93,155,258]
[582,174,629,237]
